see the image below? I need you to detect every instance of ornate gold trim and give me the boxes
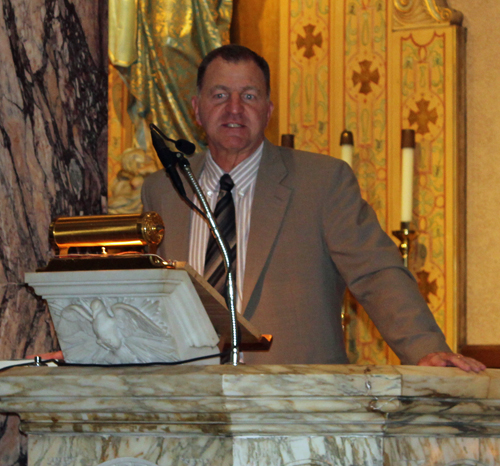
[392,0,463,29]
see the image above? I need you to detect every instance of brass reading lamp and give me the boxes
[43,211,166,271]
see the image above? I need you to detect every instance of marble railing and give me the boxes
[1,364,500,465]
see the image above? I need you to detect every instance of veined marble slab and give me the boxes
[0,0,108,359]
[26,434,500,466]
[1,365,500,437]
[233,436,383,466]
[29,436,385,466]
[384,436,500,465]
[395,365,491,398]
[0,0,108,463]
[0,415,27,466]
[29,436,234,466]
[222,364,401,397]
[1,365,500,465]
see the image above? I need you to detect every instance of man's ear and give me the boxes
[266,100,274,126]
[191,96,201,125]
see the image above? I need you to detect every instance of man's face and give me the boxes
[192,57,274,167]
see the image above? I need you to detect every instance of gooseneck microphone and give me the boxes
[148,123,240,366]
[150,123,196,155]
[175,138,196,156]
[150,125,206,219]
[150,124,188,197]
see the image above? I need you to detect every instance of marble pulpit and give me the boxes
[1,364,500,465]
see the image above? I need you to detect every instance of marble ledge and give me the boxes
[396,365,493,398]
[14,410,500,436]
[1,365,500,436]
[0,363,495,400]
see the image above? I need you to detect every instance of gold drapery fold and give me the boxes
[109,0,138,67]
[108,0,232,214]
[116,0,232,150]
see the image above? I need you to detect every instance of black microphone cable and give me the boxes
[0,350,231,374]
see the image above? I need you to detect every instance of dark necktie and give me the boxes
[204,174,237,299]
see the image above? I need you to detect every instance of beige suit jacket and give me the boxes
[141,140,451,364]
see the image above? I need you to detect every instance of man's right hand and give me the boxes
[418,352,486,373]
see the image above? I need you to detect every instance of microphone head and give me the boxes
[175,139,196,156]
[150,122,195,155]
[150,126,177,171]
[150,126,167,152]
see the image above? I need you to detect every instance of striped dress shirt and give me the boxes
[188,142,264,313]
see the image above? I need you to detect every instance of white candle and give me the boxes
[341,144,354,168]
[400,129,416,224]
[339,130,354,168]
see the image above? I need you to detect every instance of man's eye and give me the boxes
[214,93,226,99]
[243,94,256,100]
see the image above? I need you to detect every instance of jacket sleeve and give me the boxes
[322,161,451,364]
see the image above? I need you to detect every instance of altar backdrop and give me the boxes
[109,0,466,366]
[276,0,465,364]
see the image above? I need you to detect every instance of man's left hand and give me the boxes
[418,352,486,373]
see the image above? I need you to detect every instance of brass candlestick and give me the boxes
[392,221,417,268]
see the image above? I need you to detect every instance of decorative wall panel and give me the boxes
[393,25,465,351]
[403,31,448,331]
[279,0,464,364]
[287,0,331,154]
[344,0,388,229]
[278,0,328,154]
[343,0,392,365]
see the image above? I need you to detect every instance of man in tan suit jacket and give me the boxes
[142,45,484,371]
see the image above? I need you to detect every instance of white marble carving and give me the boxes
[25,268,220,364]
[52,298,177,364]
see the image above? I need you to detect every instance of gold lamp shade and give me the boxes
[49,211,165,255]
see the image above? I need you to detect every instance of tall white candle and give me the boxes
[339,130,354,168]
[400,129,416,224]
[341,145,354,168]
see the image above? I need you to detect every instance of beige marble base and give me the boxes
[384,437,500,466]
[29,435,385,466]
[27,435,500,466]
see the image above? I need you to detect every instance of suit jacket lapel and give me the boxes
[242,141,292,315]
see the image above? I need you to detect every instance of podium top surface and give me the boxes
[0,364,498,399]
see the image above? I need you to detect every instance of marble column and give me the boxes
[0,0,108,464]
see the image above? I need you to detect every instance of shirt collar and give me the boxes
[203,142,264,194]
